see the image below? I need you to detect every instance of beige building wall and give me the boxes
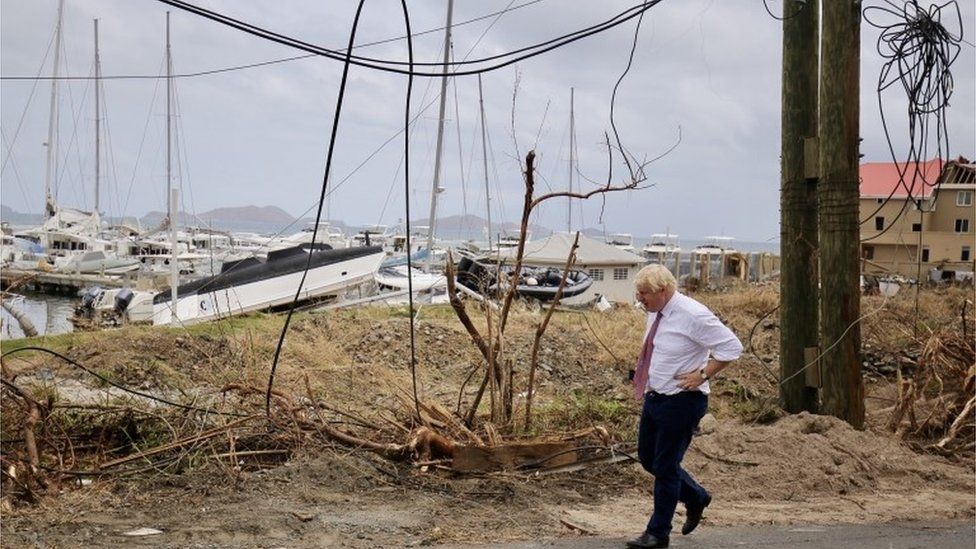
[575,263,640,304]
[859,182,975,278]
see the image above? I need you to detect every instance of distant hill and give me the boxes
[142,205,296,228]
[407,214,553,241]
[0,205,43,227]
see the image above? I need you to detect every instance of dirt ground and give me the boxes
[1,285,973,547]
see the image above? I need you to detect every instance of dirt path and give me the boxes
[3,414,972,548]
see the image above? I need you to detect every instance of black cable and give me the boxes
[0,346,245,417]
[577,313,623,365]
[151,0,661,78]
[398,0,421,421]
[608,0,650,183]
[1,2,550,82]
[762,0,808,22]
[264,0,368,417]
[745,305,781,385]
[860,0,963,239]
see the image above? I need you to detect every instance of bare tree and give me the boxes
[447,149,653,428]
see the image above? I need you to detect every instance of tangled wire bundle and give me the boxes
[862,0,964,208]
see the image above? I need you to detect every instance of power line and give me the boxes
[1,1,548,82]
[148,0,660,77]
[1,0,655,80]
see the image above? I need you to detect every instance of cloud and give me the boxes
[2,0,973,244]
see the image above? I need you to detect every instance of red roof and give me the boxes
[859,158,943,198]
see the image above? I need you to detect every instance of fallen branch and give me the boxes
[98,415,260,470]
[935,395,976,450]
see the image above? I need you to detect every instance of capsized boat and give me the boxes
[374,264,448,292]
[455,257,592,302]
[151,245,385,325]
[56,251,140,274]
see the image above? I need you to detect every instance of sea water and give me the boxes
[1,292,76,340]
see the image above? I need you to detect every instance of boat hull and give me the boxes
[152,246,384,325]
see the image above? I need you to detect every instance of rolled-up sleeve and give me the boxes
[692,311,743,362]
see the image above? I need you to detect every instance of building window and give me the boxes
[874,216,884,230]
[921,247,930,262]
[963,246,972,262]
[613,267,628,281]
[876,197,884,204]
[958,191,973,207]
[862,246,874,260]
[955,219,970,233]
[911,223,922,232]
[588,268,604,281]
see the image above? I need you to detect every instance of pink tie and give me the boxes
[633,312,663,401]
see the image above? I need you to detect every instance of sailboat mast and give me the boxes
[166,12,173,221]
[477,74,492,251]
[166,12,179,324]
[424,0,454,273]
[43,0,65,218]
[567,87,575,233]
[94,18,101,213]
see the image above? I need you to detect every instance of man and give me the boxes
[627,264,743,549]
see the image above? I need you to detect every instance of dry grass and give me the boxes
[1,284,973,509]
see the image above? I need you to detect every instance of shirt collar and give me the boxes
[659,290,681,319]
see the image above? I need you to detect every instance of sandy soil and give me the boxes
[1,287,973,547]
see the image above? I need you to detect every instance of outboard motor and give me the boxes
[80,286,103,309]
[76,286,104,319]
[114,288,135,314]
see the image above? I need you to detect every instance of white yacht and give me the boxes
[606,233,636,254]
[152,245,385,325]
[642,233,682,263]
[693,236,737,258]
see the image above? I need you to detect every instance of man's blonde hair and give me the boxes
[634,264,676,293]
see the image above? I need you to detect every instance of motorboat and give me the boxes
[642,233,681,263]
[606,233,636,254]
[73,286,156,326]
[151,245,385,325]
[692,236,737,258]
[374,264,448,292]
[56,251,140,274]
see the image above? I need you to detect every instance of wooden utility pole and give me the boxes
[779,0,820,413]
[817,0,864,428]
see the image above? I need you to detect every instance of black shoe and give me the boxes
[681,492,712,535]
[625,532,669,548]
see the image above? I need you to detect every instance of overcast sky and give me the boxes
[2,0,973,243]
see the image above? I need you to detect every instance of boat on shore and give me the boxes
[605,233,636,254]
[455,256,592,302]
[151,245,384,325]
[641,232,681,263]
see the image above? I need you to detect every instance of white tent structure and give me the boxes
[494,232,645,303]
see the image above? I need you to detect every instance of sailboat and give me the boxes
[372,1,455,295]
[14,2,117,268]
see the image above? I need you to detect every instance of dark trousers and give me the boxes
[637,391,709,538]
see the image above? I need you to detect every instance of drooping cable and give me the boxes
[0,1,548,82]
[399,0,420,421]
[762,0,808,22]
[151,0,660,77]
[265,1,369,417]
[1,346,245,417]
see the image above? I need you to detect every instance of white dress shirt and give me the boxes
[642,291,743,395]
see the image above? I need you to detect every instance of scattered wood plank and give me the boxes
[559,517,593,535]
[452,442,577,473]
